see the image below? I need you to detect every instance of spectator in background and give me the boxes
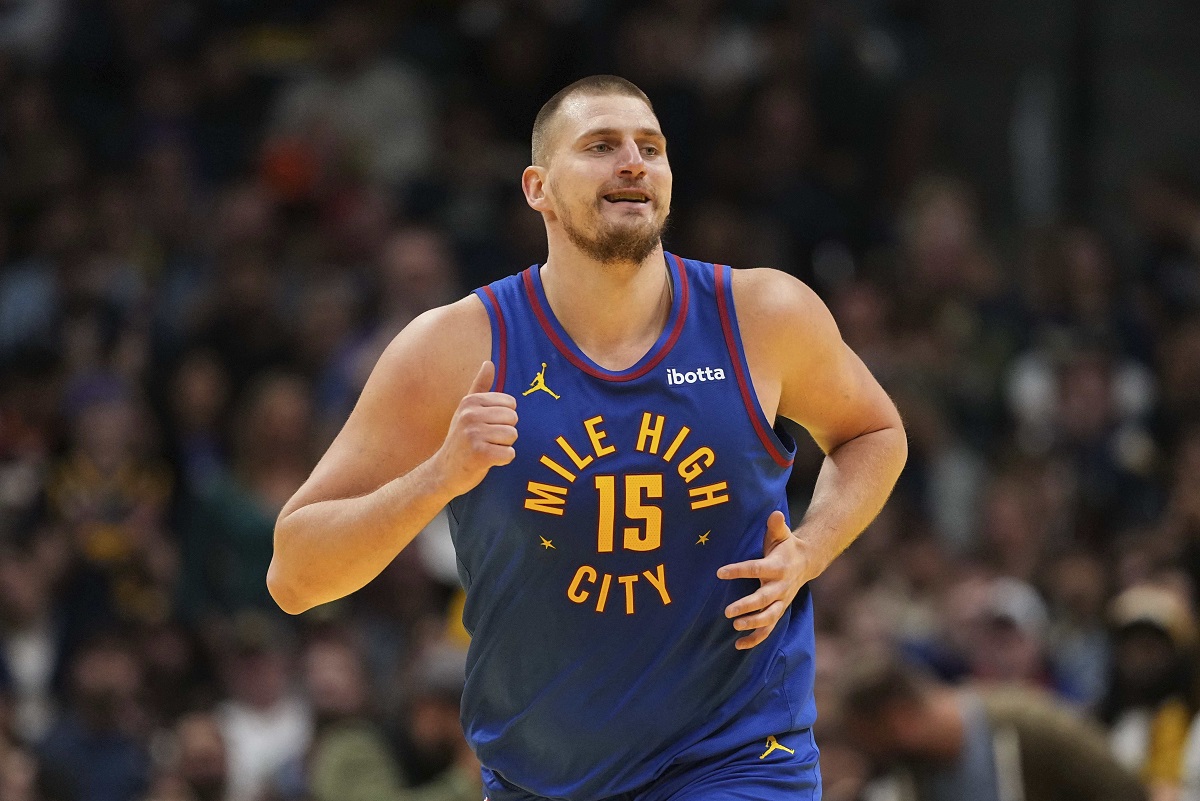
[0,542,67,743]
[1044,551,1113,709]
[967,577,1066,696]
[1102,585,1199,801]
[291,626,401,801]
[837,651,1147,801]
[308,224,464,440]
[144,710,229,801]
[892,174,1024,449]
[291,628,479,801]
[1169,426,1200,604]
[394,641,478,797]
[268,2,435,192]
[134,620,219,731]
[39,634,150,801]
[47,375,175,628]
[214,613,310,801]
[177,373,314,621]
[165,350,231,496]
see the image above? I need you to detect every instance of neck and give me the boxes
[539,242,672,371]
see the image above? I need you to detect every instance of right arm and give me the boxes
[267,296,515,615]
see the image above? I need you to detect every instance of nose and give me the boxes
[615,139,646,178]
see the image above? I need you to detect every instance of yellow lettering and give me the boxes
[642,563,671,606]
[636,413,665,455]
[678,447,715,483]
[596,573,612,612]
[540,454,576,483]
[618,574,639,614]
[584,415,616,457]
[525,482,568,516]
[689,481,731,510]
[595,475,616,552]
[567,565,597,603]
[556,436,594,470]
[663,425,690,462]
[623,474,663,551]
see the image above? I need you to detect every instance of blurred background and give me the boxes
[2,0,1200,799]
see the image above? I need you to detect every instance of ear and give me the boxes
[522,166,553,214]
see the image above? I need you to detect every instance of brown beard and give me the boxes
[557,196,668,265]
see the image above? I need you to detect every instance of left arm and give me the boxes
[718,269,908,648]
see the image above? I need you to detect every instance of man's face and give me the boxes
[536,94,672,264]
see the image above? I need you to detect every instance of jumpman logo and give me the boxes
[522,363,560,399]
[759,735,795,759]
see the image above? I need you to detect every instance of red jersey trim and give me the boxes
[521,253,690,383]
[481,286,507,391]
[714,264,794,468]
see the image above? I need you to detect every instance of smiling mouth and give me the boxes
[603,190,651,205]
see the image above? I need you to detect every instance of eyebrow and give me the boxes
[576,127,665,142]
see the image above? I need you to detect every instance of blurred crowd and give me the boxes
[2,0,1200,800]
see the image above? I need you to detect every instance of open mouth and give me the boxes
[603,190,652,205]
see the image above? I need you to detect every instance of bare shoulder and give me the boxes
[728,267,839,361]
[281,294,491,513]
[729,267,899,452]
[371,293,492,404]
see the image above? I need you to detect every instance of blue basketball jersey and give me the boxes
[449,253,817,801]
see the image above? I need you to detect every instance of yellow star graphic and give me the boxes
[697,531,710,544]
[539,537,555,550]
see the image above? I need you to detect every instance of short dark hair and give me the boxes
[531,75,655,167]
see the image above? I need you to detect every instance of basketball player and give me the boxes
[268,76,907,800]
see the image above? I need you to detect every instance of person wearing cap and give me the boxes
[836,651,1147,801]
[1101,584,1199,801]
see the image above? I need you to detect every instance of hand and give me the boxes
[717,511,812,650]
[434,361,518,497]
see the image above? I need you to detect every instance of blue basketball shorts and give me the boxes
[481,727,821,801]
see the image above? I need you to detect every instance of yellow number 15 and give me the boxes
[594,474,663,552]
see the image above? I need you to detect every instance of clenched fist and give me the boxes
[433,361,519,498]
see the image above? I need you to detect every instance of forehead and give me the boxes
[553,94,661,143]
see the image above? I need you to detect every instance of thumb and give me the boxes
[763,510,790,555]
[468,360,495,395]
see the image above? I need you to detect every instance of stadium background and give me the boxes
[2,0,1200,799]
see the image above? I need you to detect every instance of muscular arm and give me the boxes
[720,269,907,647]
[267,296,507,614]
[758,270,907,575]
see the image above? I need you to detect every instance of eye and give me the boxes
[642,145,659,156]
[590,142,613,153]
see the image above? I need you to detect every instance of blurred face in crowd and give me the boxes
[72,641,142,730]
[175,712,227,801]
[226,647,290,710]
[1113,623,1180,703]
[380,227,458,317]
[525,93,672,265]
[303,638,367,720]
[170,351,229,434]
[236,375,314,466]
[1059,354,1114,441]
[970,616,1045,683]
[901,178,980,287]
[409,692,464,765]
[74,395,138,469]
[0,549,50,627]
